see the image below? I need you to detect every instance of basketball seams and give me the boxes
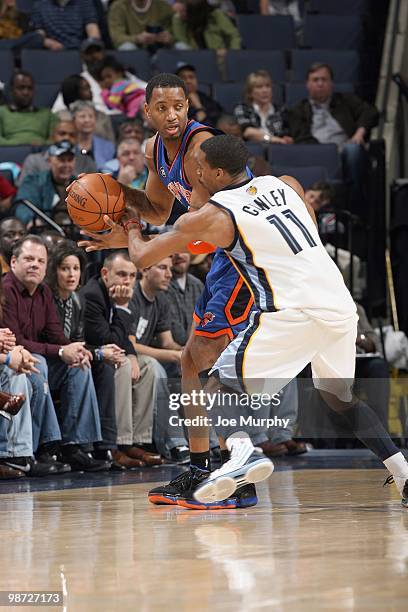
[67,173,124,231]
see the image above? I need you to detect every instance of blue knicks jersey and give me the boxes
[153,120,217,212]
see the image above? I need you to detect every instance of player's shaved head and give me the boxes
[200,135,249,177]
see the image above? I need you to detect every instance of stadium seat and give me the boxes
[245,142,265,157]
[213,82,283,113]
[225,50,286,83]
[0,145,33,165]
[33,83,60,108]
[291,50,360,83]
[270,165,328,188]
[110,50,152,82]
[21,50,82,83]
[0,50,14,84]
[308,0,368,15]
[303,15,363,50]
[237,15,296,50]
[154,50,221,83]
[16,0,35,12]
[268,144,341,179]
[285,82,354,107]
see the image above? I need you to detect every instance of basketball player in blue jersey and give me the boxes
[77,74,257,510]
[96,134,408,509]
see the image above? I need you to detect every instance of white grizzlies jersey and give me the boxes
[209,175,356,321]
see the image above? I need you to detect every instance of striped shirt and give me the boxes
[32,0,97,49]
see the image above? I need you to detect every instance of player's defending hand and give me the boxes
[78,216,129,252]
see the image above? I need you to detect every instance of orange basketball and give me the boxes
[66,173,125,232]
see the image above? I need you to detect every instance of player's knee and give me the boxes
[188,335,227,373]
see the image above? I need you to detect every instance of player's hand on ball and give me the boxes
[78,216,128,252]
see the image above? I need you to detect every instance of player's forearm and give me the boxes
[121,184,170,225]
[128,226,189,269]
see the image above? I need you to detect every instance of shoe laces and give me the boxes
[169,466,208,488]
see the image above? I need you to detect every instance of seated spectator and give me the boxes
[189,252,212,284]
[129,256,190,462]
[81,250,164,466]
[79,39,147,114]
[256,380,307,457]
[70,100,115,170]
[234,70,292,145]
[32,0,101,51]
[0,217,26,274]
[172,0,241,53]
[0,0,43,53]
[15,140,77,226]
[3,235,109,471]
[259,0,303,30]
[355,303,390,430]
[0,327,65,478]
[216,114,242,137]
[102,138,147,189]
[108,0,174,51]
[175,63,223,127]
[46,240,134,470]
[288,62,379,212]
[166,252,203,347]
[0,173,16,218]
[98,56,146,118]
[304,181,344,238]
[51,74,115,143]
[0,71,58,146]
[216,114,272,176]
[117,117,145,144]
[19,118,97,185]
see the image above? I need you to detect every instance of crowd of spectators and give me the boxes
[0,1,397,479]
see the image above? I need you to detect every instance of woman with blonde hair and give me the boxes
[234,70,293,145]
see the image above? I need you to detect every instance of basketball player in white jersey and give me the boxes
[85,135,408,508]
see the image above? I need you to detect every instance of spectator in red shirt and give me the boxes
[0,174,16,218]
[2,235,109,472]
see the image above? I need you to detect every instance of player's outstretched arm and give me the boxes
[127,204,235,269]
[121,138,175,225]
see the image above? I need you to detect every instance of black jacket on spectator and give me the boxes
[53,288,118,448]
[288,93,379,144]
[188,91,223,127]
[80,277,136,356]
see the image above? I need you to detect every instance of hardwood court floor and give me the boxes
[1,464,408,611]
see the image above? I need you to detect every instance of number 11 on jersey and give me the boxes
[267,209,317,255]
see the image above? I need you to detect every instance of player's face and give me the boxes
[57,255,82,295]
[11,241,47,290]
[307,67,333,103]
[251,77,272,106]
[145,258,173,291]
[49,153,75,183]
[145,87,188,141]
[195,148,219,196]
